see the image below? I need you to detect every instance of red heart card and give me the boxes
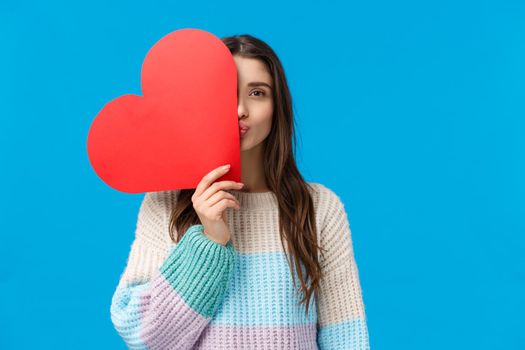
[87,28,240,194]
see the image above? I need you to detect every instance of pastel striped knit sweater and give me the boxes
[110,182,370,349]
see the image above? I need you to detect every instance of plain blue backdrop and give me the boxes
[1,0,523,348]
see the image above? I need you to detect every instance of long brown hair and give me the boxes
[168,34,326,316]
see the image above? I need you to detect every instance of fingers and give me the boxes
[206,190,241,209]
[194,164,232,198]
[201,180,244,203]
[192,165,244,219]
[209,198,240,218]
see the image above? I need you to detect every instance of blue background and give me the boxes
[1,0,524,348]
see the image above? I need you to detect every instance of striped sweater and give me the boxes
[110,182,370,349]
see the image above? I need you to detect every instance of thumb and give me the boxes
[222,208,228,224]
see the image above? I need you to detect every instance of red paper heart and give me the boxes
[87,28,240,194]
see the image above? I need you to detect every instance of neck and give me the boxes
[240,141,269,193]
[229,189,276,210]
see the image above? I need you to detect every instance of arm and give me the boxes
[109,191,237,350]
[316,188,370,349]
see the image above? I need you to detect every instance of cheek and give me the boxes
[260,106,273,134]
[245,100,273,139]
[251,102,273,127]
[249,111,273,143]
[262,102,273,126]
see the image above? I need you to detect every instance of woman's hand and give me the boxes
[191,164,244,245]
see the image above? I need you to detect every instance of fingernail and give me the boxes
[223,164,231,169]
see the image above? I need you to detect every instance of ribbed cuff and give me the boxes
[159,224,237,318]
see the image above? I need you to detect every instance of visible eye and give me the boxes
[250,90,265,97]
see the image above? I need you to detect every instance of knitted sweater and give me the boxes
[110,182,370,349]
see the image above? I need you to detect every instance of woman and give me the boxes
[110,33,370,349]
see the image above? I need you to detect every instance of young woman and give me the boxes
[110,34,370,349]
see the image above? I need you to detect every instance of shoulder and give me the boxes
[306,182,351,247]
[306,181,348,227]
[142,189,184,213]
[135,190,175,251]
[306,182,355,271]
[139,190,174,219]
[306,182,341,202]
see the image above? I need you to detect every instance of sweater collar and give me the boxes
[228,189,277,210]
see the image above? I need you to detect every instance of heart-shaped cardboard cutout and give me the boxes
[87,28,240,194]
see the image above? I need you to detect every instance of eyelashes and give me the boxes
[250,90,265,97]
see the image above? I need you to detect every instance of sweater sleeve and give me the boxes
[316,187,370,350]
[109,191,237,350]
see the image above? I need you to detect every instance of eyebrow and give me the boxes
[247,81,273,90]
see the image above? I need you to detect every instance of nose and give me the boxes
[238,100,247,120]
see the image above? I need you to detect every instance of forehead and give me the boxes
[233,55,272,86]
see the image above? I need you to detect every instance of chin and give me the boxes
[240,136,265,152]
[240,139,256,152]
